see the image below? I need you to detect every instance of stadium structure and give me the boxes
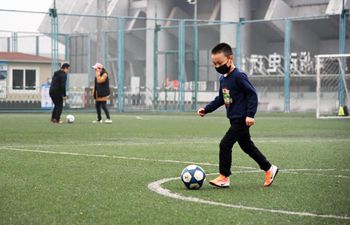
[0,0,349,114]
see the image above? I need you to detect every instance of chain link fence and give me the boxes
[0,12,348,113]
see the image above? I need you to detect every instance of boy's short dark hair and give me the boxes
[211,43,233,57]
[61,63,70,69]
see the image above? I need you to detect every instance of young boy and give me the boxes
[197,43,278,188]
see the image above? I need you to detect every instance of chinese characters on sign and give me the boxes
[242,52,315,75]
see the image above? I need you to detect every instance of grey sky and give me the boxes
[0,0,52,32]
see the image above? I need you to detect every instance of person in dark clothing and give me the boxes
[197,43,278,188]
[92,63,112,124]
[49,63,70,124]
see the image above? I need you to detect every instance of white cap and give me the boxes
[92,63,103,69]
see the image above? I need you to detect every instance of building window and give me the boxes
[12,69,37,90]
[25,70,36,90]
[12,69,24,90]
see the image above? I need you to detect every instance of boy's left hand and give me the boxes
[246,117,255,127]
[197,108,206,117]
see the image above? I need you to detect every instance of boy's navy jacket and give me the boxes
[204,67,258,119]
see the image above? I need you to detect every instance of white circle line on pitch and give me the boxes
[147,174,350,220]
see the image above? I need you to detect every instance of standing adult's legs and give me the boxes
[101,101,110,119]
[50,95,57,121]
[55,97,63,122]
[50,95,63,122]
[95,101,102,121]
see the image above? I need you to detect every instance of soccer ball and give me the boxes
[66,114,75,123]
[180,165,206,190]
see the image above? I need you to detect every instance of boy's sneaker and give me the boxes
[209,174,230,188]
[264,165,279,187]
[104,119,112,124]
[92,120,103,124]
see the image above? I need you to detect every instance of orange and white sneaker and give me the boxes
[209,174,230,188]
[264,165,279,187]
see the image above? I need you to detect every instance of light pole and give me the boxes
[187,0,198,110]
[338,0,349,116]
[49,0,59,75]
[153,0,161,110]
[187,0,197,22]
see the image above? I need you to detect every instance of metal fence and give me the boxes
[0,9,348,114]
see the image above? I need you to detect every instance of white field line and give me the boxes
[148,175,350,220]
[1,146,349,218]
[0,147,253,169]
[0,142,210,149]
[100,137,350,143]
[1,147,349,179]
[1,137,350,150]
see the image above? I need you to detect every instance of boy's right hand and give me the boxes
[197,108,206,117]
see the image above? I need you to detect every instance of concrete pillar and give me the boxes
[145,0,156,106]
[220,0,251,63]
[239,0,251,57]
[145,0,173,106]
[220,0,239,48]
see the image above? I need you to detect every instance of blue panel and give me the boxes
[153,25,160,109]
[193,23,199,110]
[338,11,348,107]
[64,34,69,61]
[235,20,241,68]
[117,18,125,112]
[284,19,291,113]
[87,34,92,86]
[178,20,186,112]
[50,14,59,75]
[36,36,40,56]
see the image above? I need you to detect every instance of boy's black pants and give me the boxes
[50,95,63,122]
[96,101,110,121]
[219,118,271,177]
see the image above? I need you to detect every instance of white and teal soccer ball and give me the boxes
[66,114,75,123]
[180,165,206,190]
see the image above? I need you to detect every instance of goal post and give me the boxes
[316,54,350,119]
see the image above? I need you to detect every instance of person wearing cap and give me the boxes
[92,63,112,124]
[49,63,70,124]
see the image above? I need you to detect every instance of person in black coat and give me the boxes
[49,63,70,124]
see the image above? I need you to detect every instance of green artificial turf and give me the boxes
[0,112,349,225]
